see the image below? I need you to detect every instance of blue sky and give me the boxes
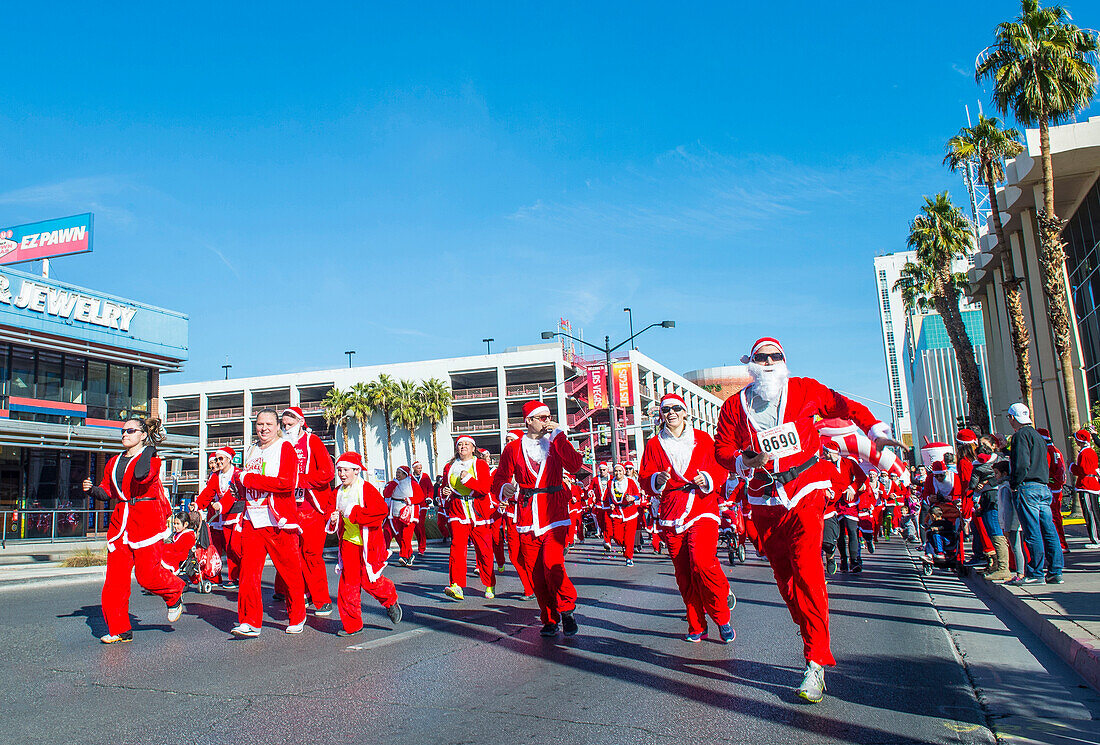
[1,2,1097,420]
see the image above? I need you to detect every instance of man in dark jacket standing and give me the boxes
[1007,403,1064,584]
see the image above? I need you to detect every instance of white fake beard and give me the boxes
[283,424,303,441]
[747,361,789,403]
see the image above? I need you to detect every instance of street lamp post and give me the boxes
[542,319,674,466]
[482,338,494,355]
[345,350,356,368]
[221,363,232,380]
[623,308,635,349]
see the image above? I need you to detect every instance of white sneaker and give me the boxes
[797,662,826,703]
[167,600,183,623]
[285,621,305,634]
[231,624,261,637]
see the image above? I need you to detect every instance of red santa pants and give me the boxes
[664,519,730,634]
[517,525,576,625]
[448,520,496,589]
[609,515,639,560]
[596,509,610,545]
[383,517,416,560]
[239,522,306,628]
[101,541,185,636]
[753,491,836,667]
[1051,490,1068,550]
[274,512,332,607]
[505,518,534,595]
[436,510,451,540]
[337,540,398,634]
[567,514,581,545]
[211,525,242,582]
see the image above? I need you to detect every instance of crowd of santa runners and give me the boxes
[95,334,1099,705]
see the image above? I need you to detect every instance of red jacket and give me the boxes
[605,477,641,521]
[161,529,196,570]
[442,458,495,526]
[338,479,391,581]
[1048,444,1066,495]
[714,376,882,511]
[195,468,242,529]
[825,455,867,519]
[383,476,424,525]
[99,447,173,552]
[287,430,336,517]
[1071,446,1099,493]
[240,440,300,530]
[491,429,584,537]
[639,427,724,534]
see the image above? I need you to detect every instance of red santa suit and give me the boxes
[92,445,185,637]
[714,339,888,668]
[640,399,731,636]
[491,407,584,627]
[412,463,432,555]
[383,466,422,562]
[442,441,496,592]
[589,466,612,548]
[605,475,641,560]
[1042,432,1069,550]
[237,436,307,631]
[567,480,586,546]
[195,447,243,584]
[161,528,196,573]
[1070,431,1100,545]
[333,453,399,633]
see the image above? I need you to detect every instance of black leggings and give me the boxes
[837,517,861,569]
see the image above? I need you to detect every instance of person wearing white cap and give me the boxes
[1006,403,1064,585]
[330,452,402,635]
[195,446,243,589]
[714,337,901,703]
[440,435,496,600]
[492,400,585,637]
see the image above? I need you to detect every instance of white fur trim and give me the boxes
[867,422,891,442]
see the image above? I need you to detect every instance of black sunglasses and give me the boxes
[660,406,686,413]
[120,427,142,436]
[752,352,785,363]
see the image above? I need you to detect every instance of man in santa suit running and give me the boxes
[714,337,901,703]
[383,465,422,566]
[195,446,243,589]
[273,407,335,617]
[492,401,585,637]
[411,460,433,557]
[641,393,734,643]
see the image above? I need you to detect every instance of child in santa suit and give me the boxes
[492,401,585,637]
[441,436,496,601]
[641,394,734,644]
[195,446,243,588]
[383,466,422,566]
[605,462,641,565]
[330,452,402,635]
[84,416,184,644]
[714,337,900,703]
[161,512,200,573]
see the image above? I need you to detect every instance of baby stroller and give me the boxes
[719,504,747,566]
[177,520,222,594]
[582,511,600,540]
[919,500,967,577]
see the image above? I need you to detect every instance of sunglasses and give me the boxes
[121,427,142,436]
[532,415,552,421]
[752,352,785,363]
[660,406,686,414]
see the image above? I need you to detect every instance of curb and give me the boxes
[0,565,107,592]
[964,572,1100,693]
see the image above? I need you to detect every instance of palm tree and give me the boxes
[945,115,1032,410]
[364,374,400,479]
[321,387,352,454]
[348,381,374,472]
[976,0,1099,442]
[895,193,991,434]
[393,379,424,463]
[419,378,452,473]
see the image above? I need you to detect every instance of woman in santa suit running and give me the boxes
[330,452,402,636]
[640,394,734,643]
[441,435,497,601]
[84,416,185,644]
[195,446,243,588]
[605,463,641,566]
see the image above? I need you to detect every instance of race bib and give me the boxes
[757,423,801,459]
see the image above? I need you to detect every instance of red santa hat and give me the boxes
[955,429,978,445]
[623,460,635,469]
[659,393,688,411]
[455,435,476,448]
[216,446,235,460]
[395,465,411,479]
[821,440,840,454]
[412,460,422,469]
[1074,429,1093,445]
[336,452,363,471]
[741,337,785,364]
[598,461,610,470]
[1037,428,1052,441]
[523,400,551,419]
[281,406,306,423]
[931,460,947,475]
[506,429,524,442]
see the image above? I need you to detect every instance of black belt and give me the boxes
[517,485,561,505]
[127,496,160,504]
[771,455,819,486]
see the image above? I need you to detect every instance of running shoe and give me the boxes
[625,559,634,567]
[561,612,578,637]
[221,581,238,590]
[718,623,736,643]
[387,602,403,625]
[826,556,837,575]
[336,628,362,637]
[1045,574,1065,585]
[285,621,305,634]
[313,602,333,617]
[100,630,133,644]
[484,586,495,599]
[231,624,261,637]
[167,600,183,623]
[444,583,464,601]
[540,623,559,637]
[685,631,707,643]
[797,662,826,703]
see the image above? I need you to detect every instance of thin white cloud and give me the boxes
[951,63,971,77]
[204,242,241,279]
[0,175,138,224]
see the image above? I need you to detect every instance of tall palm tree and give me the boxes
[419,378,452,473]
[364,374,400,479]
[321,387,352,454]
[976,0,1099,442]
[393,379,424,463]
[895,193,991,433]
[348,381,374,472]
[944,115,1032,410]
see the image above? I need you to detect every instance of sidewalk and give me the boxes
[0,537,109,590]
[964,524,1100,693]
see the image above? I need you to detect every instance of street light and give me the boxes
[345,350,356,368]
[623,308,635,349]
[221,363,232,380]
[541,319,675,466]
[482,338,494,355]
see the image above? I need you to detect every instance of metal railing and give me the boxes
[207,406,244,421]
[207,437,244,449]
[179,470,199,481]
[452,387,498,401]
[1,508,115,548]
[165,410,199,423]
[299,402,326,416]
[505,383,551,398]
[451,418,499,433]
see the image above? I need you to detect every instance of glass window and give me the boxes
[63,356,85,405]
[108,364,130,420]
[10,347,34,397]
[131,367,150,415]
[0,344,8,400]
[87,360,108,419]
[36,351,62,401]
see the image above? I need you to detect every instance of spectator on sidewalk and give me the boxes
[1006,404,1064,585]
[994,461,1025,583]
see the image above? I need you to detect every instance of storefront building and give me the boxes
[0,264,192,539]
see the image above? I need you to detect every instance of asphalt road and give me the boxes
[0,537,1007,745]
